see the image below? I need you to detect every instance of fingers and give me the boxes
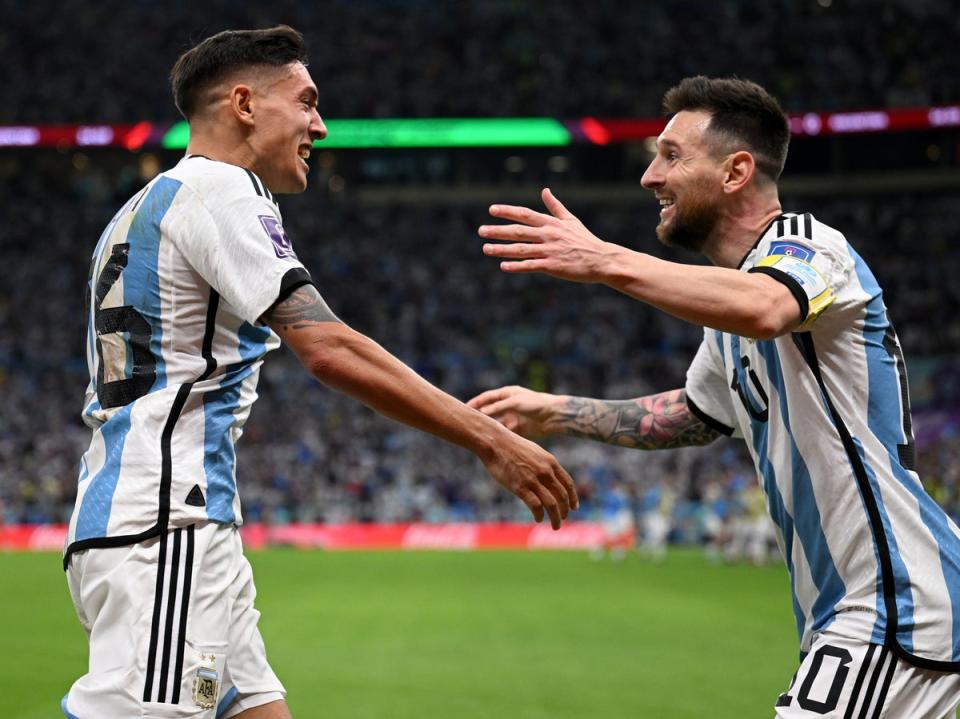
[519,489,545,524]
[535,474,569,530]
[482,242,543,260]
[473,397,519,418]
[517,456,577,530]
[467,386,515,411]
[541,188,575,220]
[555,462,579,510]
[499,259,552,274]
[489,203,556,227]
[479,223,545,242]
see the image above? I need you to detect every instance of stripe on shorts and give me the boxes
[856,647,892,719]
[842,643,877,719]
[143,526,196,704]
[869,654,897,719]
[172,525,195,704]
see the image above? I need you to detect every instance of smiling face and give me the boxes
[246,62,326,194]
[640,110,728,253]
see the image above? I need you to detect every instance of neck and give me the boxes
[184,121,257,175]
[701,186,782,268]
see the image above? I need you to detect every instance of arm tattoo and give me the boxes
[554,389,721,450]
[264,284,341,332]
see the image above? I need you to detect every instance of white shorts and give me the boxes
[774,629,960,718]
[62,522,285,718]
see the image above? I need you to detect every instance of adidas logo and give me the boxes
[185,484,206,507]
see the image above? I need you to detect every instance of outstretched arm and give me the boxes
[263,284,578,528]
[468,385,721,450]
[479,189,801,340]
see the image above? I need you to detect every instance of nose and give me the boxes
[641,155,664,190]
[310,111,327,142]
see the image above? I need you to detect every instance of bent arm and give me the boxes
[264,285,504,457]
[262,284,578,527]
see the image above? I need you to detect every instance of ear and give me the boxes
[722,150,755,194]
[229,84,256,128]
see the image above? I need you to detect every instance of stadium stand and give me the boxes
[2,0,959,123]
[1,0,958,541]
[1,150,957,530]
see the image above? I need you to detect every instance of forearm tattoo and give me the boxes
[265,285,341,332]
[554,389,721,450]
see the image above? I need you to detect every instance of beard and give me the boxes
[655,180,721,253]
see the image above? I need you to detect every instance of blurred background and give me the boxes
[2,0,959,550]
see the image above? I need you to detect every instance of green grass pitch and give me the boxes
[1,548,800,718]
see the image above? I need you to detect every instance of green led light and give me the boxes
[160,118,570,150]
[316,118,570,148]
[162,121,191,149]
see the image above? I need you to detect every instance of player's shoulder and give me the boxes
[761,211,848,258]
[163,156,278,214]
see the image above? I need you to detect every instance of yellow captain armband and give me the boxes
[753,254,835,328]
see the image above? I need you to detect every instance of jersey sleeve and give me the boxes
[747,222,853,330]
[170,187,314,324]
[684,331,742,439]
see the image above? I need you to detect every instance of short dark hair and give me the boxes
[170,25,308,119]
[662,76,790,181]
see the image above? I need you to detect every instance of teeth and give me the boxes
[298,147,311,160]
[659,199,674,206]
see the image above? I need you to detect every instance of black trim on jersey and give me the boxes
[882,326,916,471]
[199,291,220,375]
[242,168,277,204]
[129,184,150,214]
[792,331,960,672]
[63,525,162,570]
[171,525,195,704]
[157,291,219,530]
[64,291,221,569]
[274,267,316,307]
[735,214,785,270]
[802,213,814,240]
[244,168,264,197]
[686,396,734,436]
[748,265,810,321]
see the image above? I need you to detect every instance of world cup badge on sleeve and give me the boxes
[259,215,298,260]
[192,654,220,710]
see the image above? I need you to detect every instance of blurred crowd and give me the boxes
[3,0,959,124]
[1,151,958,532]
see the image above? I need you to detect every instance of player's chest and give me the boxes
[717,333,779,425]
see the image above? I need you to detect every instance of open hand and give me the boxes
[479,188,620,283]
[481,430,578,529]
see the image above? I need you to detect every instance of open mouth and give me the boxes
[298,145,311,167]
[658,197,675,218]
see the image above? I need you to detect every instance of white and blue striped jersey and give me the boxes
[66,156,313,565]
[685,212,960,670]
